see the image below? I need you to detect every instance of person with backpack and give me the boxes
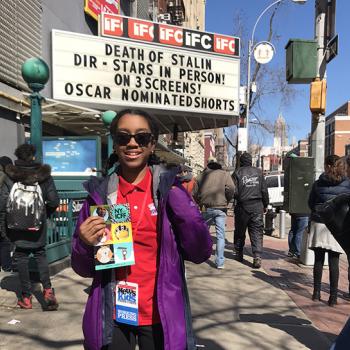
[0,144,59,310]
[0,156,13,272]
[308,155,350,306]
[72,109,212,350]
[192,157,235,269]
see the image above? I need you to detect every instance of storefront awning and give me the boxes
[0,86,187,164]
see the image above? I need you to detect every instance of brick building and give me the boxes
[298,139,309,157]
[325,101,350,156]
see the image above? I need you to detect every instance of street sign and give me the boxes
[326,34,338,63]
[237,128,247,152]
[253,41,275,64]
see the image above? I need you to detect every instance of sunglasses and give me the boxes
[114,132,154,147]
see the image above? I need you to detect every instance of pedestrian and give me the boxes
[308,154,350,306]
[0,156,13,272]
[177,164,196,196]
[233,152,269,268]
[103,152,119,177]
[343,155,350,300]
[287,213,309,259]
[192,156,234,269]
[0,144,59,310]
[71,109,212,350]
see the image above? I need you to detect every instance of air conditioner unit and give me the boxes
[158,13,171,23]
[163,13,171,21]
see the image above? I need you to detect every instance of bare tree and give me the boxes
[224,3,299,164]
[246,3,299,128]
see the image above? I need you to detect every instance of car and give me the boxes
[265,173,284,210]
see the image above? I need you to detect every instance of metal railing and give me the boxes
[46,191,87,264]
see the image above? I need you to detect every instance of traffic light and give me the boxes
[310,79,326,113]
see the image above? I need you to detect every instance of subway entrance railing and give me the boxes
[46,191,87,264]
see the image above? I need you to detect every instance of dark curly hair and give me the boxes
[14,144,36,162]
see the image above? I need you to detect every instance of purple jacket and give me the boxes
[71,165,212,350]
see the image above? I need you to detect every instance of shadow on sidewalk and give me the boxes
[254,243,349,298]
[1,273,21,298]
[1,273,55,310]
[0,328,83,348]
[195,336,226,350]
[251,268,313,297]
[262,245,290,261]
[239,313,332,349]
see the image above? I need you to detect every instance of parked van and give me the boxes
[265,173,284,210]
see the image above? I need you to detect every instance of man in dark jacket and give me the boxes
[233,153,269,268]
[0,144,59,310]
[0,156,13,272]
[193,156,235,269]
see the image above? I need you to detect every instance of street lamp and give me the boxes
[102,110,117,155]
[21,57,50,163]
[245,0,306,148]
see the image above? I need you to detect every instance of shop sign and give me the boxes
[52,30,240,116]
[100,13,240,58]
[84,0,120,21]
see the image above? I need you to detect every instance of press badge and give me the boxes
[115,281,139,326]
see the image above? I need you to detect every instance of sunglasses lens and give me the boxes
[134,133,153,146]
[115,132,131,146]
[115,132,153,146]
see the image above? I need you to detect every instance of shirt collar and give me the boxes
[118,167,151,197]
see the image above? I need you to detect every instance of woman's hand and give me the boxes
[78,216,106,246]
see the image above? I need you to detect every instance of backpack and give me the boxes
[6,182,45,231]
[317,193,350,255]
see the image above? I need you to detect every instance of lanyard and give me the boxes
[127,174,151,238]
[122,174,151,281]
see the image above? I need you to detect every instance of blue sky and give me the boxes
[206,0,349,146]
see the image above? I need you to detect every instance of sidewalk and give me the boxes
[261,234,350,343]
[0,232,335,350]
[0,268,90,349]
[187,243,331,349]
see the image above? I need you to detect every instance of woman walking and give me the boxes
[308,155,350,306]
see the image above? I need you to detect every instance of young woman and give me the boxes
[0,144,59,310]
[71,109,212,350]
[308,155,350,306]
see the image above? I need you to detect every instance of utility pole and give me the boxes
[311,0,328,178]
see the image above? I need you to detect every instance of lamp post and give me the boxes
[21,58,50,163]
[245,0,307,147]
[102,110,117,155]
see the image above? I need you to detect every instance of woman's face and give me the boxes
[114,113,155,171]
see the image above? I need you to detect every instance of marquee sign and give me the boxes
[52,29,240,117]
[100,13,240,58]
[84,0,120,21]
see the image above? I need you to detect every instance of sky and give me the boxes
[205,0,349,147]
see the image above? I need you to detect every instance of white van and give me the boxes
[265,173,284,210]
